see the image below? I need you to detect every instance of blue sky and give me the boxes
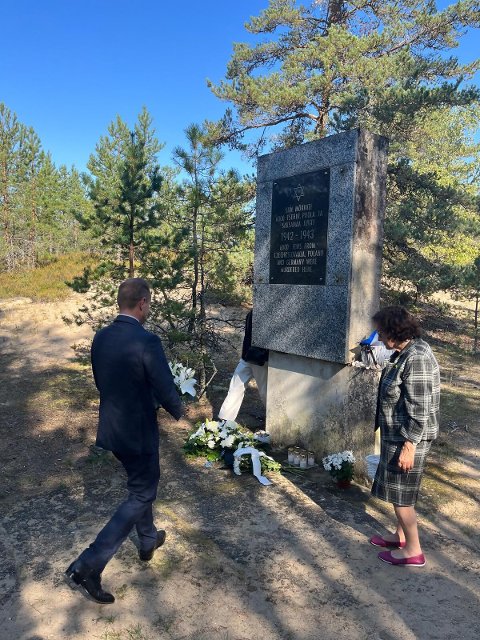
[1,0,478,175]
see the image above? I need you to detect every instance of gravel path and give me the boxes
[0,297,479,640]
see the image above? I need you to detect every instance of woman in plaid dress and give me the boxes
[369,306,440,567]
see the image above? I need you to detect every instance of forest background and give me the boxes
[1,0,480,390]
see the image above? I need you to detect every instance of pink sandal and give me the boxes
[378,550,426,566]
[370,535,406,549]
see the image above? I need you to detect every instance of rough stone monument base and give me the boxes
[266,351,378,475]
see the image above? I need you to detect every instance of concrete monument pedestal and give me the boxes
[252,129,388,471]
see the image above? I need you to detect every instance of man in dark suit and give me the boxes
[65,278,183,604]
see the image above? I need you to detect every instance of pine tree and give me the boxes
[56,165,93,253]
[147,124,255,393]
[68,109,176,333]
[0,103,25,269]
[81,107,163,279]
[452,253,480,352]
[19,128,43,267]
[208,0,480,148]
[207,1,480,297]
[1,103,92,270]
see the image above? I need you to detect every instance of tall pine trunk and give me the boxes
[474,291,479,354]
[198,218,207,394]
[1,161,14,270]
[189,204,199,334]
[129,212,135,277]
[314,2,346,137]
[28,176,37,268]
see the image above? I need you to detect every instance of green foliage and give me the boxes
[208,1,480,146]
[0,102,93,270]
[260,456,282,473]
[80,107,164,281]
[66,115,255,391]
[183,419,282,472]
[329,460,354,482]
[146,123,254,389]
[451,253,480,351]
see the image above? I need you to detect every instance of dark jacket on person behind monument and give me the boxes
[242,310,269,366]
[91,315,183,456]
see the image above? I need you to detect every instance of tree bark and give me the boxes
[1,160,14,270]
[189,204,199,334]
[129,213,135,277]
[198,217,207,393]
[29,176,37,268]
[474,292,479,353]
[327,0,345,25]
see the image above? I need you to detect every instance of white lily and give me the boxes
[169,361,198,397]
[220,434,236,449]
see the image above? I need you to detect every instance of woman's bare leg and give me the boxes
[382,521,405,544]
[390,505,422,557]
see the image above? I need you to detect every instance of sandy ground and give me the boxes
[0,297,479,640]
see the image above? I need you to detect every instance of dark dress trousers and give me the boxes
[77,315,183,573]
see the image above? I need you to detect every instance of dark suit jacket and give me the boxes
[91,315,183,456]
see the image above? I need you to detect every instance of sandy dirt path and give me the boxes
[0,297,479,640]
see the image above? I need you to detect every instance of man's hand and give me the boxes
[398,441,416,472]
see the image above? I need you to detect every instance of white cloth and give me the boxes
[218,358,268,421]
[233,446,272,486]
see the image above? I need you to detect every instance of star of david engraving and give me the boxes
[293,185,304,201]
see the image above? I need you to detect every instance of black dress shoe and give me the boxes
[139,529,166,561]
[65,561,115,604]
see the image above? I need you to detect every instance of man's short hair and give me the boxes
[117,278,151,310]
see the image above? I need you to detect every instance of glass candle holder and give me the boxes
[293,448,302,466]
[299,452,308,469]
[307,451,315,467]
[287,447,295,464]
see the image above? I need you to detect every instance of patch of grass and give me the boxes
[441,385,480,425]
[99,627,151,640]
[34,366,97,411]
[115,583,129,600]
[96,615,116,625]
[153,613,175,632]
[125,625,150,640]
[0,252,96,301]
[100,631,123,640]
[151,553,180,579]
[83,443,116,467]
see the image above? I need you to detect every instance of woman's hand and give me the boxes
[398,441,416,472]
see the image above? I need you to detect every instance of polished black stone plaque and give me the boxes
[269,169,330,285]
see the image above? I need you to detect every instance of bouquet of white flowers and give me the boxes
[183,419,281,476]
[322,450,356,482]
[184,419,256,459]
[169,362,197,397]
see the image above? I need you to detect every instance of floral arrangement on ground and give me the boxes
[184,419,282,474]
[322,450,356,482]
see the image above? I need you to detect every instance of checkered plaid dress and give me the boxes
[371,440,432,506]
[371,339,439,506]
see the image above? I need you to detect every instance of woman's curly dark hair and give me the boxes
[372,306,421,343]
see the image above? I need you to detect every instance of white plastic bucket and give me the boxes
[365,454,380,480]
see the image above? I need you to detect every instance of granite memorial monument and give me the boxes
[252,129,388,466]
